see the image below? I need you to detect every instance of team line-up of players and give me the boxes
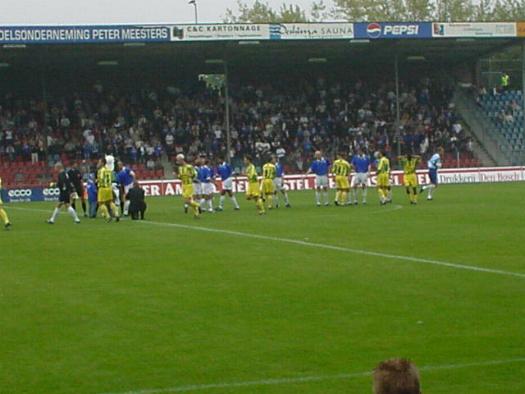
[175,147,445,218]
[0,146,445,229]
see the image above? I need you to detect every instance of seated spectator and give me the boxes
[373,358,421,394]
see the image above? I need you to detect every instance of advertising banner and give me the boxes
[432,22,517,38]
[354,22,432,39]
[3,187,60,203]
[138,167,525,198]
[517,22,525,37]
[3,167,523,202]
[0,25,170,44]
[171,24,270,41]
[270,23,354,40]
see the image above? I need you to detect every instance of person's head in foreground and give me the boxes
[373,358,421,394]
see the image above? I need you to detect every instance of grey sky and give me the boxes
[0,0,333,24]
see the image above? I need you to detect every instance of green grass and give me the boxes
[1,183,524,394]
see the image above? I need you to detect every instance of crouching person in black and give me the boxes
[126,181,146,220]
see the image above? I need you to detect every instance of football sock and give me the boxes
[0,208,9,224]
[231,196,240,209]
[341,191,348,204]
[68,206,80,222]
[219,195,225,208]
[99,204,109,219]
[323,191,329,204]
[110,202,119,218]
[284,192,289,205]
[315,191,320,204]
[266,194,273,208]
[191,201,200,216]
[50,207,60,222]
[256,198,265,212]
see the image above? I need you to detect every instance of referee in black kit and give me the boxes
[47,163,81,224]
[67,162,87,217]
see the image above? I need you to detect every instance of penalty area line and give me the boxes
[99,357,525,394]
[138,219,525,280]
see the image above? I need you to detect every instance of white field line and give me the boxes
[100,357,525,394]
[8,206,525,279]
[138,220,525,279]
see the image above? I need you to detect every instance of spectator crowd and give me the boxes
[0,76,475,178]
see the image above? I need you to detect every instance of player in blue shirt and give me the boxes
[215,158,240,211]
[117,161,135,216]
[350,148,372,205]
[420,147,444,200]
[273,157,291,208]
[306,150,330,206]
[198,158,215,213]
[86,175,98,218]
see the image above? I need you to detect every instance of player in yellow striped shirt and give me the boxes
[97,156,120,222]
[261,156,277,209]
[332,153,351,206]
[375,151,391,205]
[0,177,11,230]
[398,153,421,204]
[244,155,265,215]
[176,154,201,218]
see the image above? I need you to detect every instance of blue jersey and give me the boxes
[198,166,213,183]
[86,179,98,203]
[352,155,371,173]
[428,153,442,170]
[217,163,233,180]
[276,163,284,177]
[117,167,134,187]
[310,158,330,176]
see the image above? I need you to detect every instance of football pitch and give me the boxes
[1,182,524,394]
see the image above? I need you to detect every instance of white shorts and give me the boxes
[273,177,284,192]
[193,183,202,196]
[124,183,133,195]
[315,175,329,188]
[351,172,369,187]
[201,182,215,196]
[112,184,121,205]
[222,177,233,191]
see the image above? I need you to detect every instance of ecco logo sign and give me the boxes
[43,188,60,196]
[8,189,32,197]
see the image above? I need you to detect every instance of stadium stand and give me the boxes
[477,89,524,159]
[0,77,480,187]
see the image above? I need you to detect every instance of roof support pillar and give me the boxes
[395,55,401,156]
[522,40,525,143]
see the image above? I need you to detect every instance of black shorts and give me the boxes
[73,183,84,196]
[59,191,71,204]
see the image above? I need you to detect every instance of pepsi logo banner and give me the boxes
[355,22,432,39]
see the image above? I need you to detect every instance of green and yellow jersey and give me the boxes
[97,167,113,189]
[399,156,420,175]
[246,164,258,183]
[377,157,390,175]
[178,164,197,186]
[262,163,277,180]
[332,159,351,177]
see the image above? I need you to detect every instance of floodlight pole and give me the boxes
[224,62,232,164]
[189,0,198,24]
[395,55,401,156]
